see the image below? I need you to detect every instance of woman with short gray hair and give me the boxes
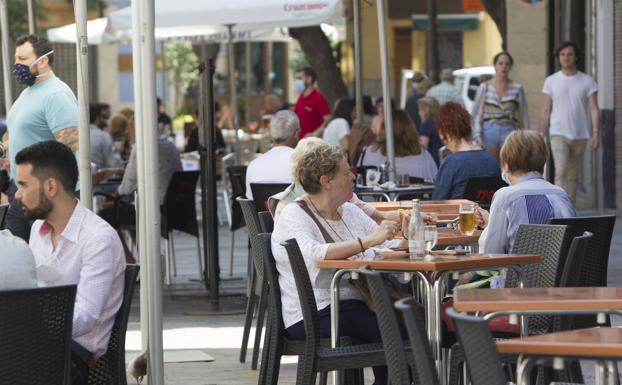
[271,141,405,385]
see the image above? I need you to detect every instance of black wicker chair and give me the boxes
[88,265,140,385]
[250,183,290,213]
[0,203,8,229]
[448,224,570,385]
[358,269,411,385]
[550,231,594,385]
[282,238,388,385]
[559,232,593,288]
[549,215,616,288]
[161,171,201,284]
[447,308,507,385]
[258,211,274,233]
[504,224,570,293]
[256,233,360,385]
[395,298,441,385]
[226,165,248,276]
[461,176,507,210]
[237,198,268,369]
[549,216,617,384]
[0,284,76,385]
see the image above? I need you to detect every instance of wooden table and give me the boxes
[392,228,479,247]
[371,199,473,213]
[455,287,622,312]
[318,253,540,385]
[496,327,622,385]
[454,287,622,335]
[354,184,435,201]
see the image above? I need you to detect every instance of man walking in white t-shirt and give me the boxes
[539,41,599,202]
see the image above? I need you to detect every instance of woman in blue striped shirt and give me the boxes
[472,52,530,160]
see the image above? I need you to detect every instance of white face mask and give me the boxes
[294,79,306,94]
[501,170,512,186]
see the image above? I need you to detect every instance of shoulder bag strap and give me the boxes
[297,200,335,244]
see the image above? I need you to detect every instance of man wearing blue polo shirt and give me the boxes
[0,35,78,241]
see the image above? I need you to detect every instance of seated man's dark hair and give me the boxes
[15,141,78,194]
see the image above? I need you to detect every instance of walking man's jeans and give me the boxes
[549,135,587,203]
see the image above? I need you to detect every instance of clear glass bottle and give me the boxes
[408,199,425,258]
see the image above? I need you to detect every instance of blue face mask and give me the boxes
[501,171,512,186]
[294,79,306,95]
[13,50,54,86]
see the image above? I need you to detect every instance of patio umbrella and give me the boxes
[108,0,342,163]
[47,17,292,44]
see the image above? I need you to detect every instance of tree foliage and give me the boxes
[162,42,199,115]
[7,0,47,40]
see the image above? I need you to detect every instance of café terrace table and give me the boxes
[317,252,541,385]
[371,199,473,221]
[454,287,622,336]
[496,327,622,385]
[354,183,435,201]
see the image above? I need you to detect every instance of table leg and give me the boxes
[330,269,349,385]
[417,273,433,340]
[516,355,537,385]
[596,361,607,385]
[433,272,449,385]
[507,265,528,336]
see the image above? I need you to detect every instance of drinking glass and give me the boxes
[459,203,476,235]
[397,174,410,187]
[424,225,438,255]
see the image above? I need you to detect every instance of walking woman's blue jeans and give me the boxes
[482,121,515,149]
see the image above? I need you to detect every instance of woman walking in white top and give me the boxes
[323,96,355,149]
[472,51,529,160]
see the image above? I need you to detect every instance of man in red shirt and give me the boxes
[293,67,331,138]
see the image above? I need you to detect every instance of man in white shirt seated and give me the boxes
[0,229,36,289]
[14,141,125,385]
[245,110,300,199]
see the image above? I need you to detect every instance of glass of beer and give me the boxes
[458,203,476,235]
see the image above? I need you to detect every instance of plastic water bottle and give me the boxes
[408,199,425,258]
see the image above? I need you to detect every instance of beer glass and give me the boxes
[459,203,476,235]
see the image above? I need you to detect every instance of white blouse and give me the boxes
[271,200,397,328]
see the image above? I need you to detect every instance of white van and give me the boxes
[399,66,495,114]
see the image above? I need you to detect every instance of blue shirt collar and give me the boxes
[517,171,544,184]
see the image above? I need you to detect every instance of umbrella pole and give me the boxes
[0,0,12,113]
[74,0,92,209]
[130,0,149,356]
[353,0,363,123]
[199,56,219,299]
[376,0,395,182]
[133,0,164,382]
[227,24,241,164]
[27,0,35,34]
